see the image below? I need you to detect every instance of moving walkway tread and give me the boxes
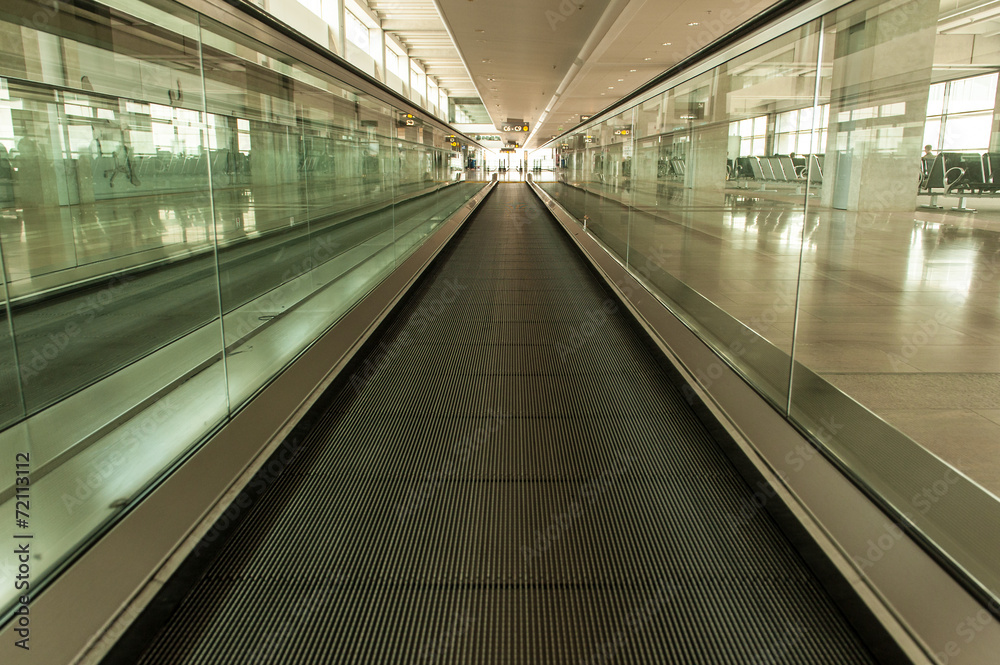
[124,183,879,663]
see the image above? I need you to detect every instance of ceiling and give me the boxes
[367,0,479,98]
[364,0,779,149]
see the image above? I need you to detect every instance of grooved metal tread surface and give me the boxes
[134,184,877,664]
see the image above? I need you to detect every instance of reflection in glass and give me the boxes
[0,0,483,616]
[533,0,1000,605]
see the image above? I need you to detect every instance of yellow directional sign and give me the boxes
[501,123,529,132]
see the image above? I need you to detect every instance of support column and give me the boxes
[989,77,1000,153]
[685,69,729,209]
[821,0,938,212]
[376,24,386,83]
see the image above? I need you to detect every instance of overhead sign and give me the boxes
[580,115,592,122]
[501,123,529,132]
[500,148,517,153]
[614,128,631,136]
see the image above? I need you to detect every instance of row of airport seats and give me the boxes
[920,151,1000,212]
[0,146,339,204]
[89,148,256,198]
[920,151,1000,195]
[733,155,824,184]
[652,154,825,186]
[657,158,687,180]
[0,153,11,206]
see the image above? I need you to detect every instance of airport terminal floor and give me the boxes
[5,0,1000,662]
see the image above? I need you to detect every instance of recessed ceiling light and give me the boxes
[608,86,614,89]
[644,57,651,61]
[617,78,624,81]
[688,22,699,26]
[630,69,636,72]
[662,42,671,46]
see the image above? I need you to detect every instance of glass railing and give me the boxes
[533,0,1000,607]
[0,0,484,616]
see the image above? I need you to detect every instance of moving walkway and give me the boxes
[104,184,891,664]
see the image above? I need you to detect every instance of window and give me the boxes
[411,62,424,96]
[346,10,370,55]
[428,79,438,109]
[386,49,400,77]
[924,73,998,152]
[729,115,767,156]
[774,104,828,155]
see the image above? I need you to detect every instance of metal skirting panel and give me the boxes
[130,184,877,664]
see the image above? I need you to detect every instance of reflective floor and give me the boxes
[540,173,1000,498]
[0,177,442,298]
